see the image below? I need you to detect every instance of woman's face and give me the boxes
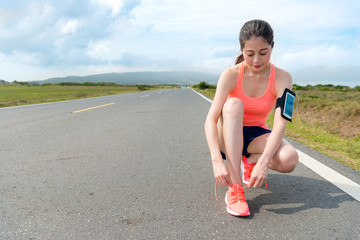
[242,37,272,73]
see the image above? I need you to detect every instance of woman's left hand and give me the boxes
[247,161,268,188]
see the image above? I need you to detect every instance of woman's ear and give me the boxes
[271,41,275,48]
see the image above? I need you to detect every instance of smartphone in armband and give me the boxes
[276,88,296,122]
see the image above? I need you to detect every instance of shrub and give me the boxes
[334,85,350,92]
[137,85,147,91]
[293,84,309,91]
[96,82,117,86]
[12,81,30,85]
[58,82,82,86]
[83,82,97,86]
[198,81,209,89]
[196,81,216,90]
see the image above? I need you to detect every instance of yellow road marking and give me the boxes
[71,102,115,114]
[140,95,150,98]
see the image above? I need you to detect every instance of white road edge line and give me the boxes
[191,88,213,103]
[297,150,360,201]
[191,88,360,202]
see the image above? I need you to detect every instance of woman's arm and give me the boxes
[247,69,293,188]
[204,67,237,186]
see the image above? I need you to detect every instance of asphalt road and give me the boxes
[1,88,359,239]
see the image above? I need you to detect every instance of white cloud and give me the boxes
[93,0,124,15]
[57,19,83,35]
[272,44,360,72]
[87,41,111,60]
[12,51,40,65]
[195,57,234,74]
[0,0,359,84]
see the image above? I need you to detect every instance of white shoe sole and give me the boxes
[225,193,250,216]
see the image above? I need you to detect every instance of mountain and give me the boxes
[34,71,219,86]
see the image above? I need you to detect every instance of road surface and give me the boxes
[1,88,359,239]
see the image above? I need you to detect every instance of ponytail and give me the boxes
[235,53,244,65]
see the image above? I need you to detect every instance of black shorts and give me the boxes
[221,126,271,159]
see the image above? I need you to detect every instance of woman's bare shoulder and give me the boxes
[216,65,239,95]
[275,66,292,81]
[221,64,239,78]
[274,66,293,95]
[218,64,239,88]
[275,66,292,84]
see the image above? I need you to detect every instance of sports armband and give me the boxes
[275,88,296,122]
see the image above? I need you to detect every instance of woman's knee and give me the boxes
[270,144,298,173]
[222,98,244,118]
[279,147,299,173]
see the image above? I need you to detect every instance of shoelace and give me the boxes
[228,184,246,204]
[214,180,267,201]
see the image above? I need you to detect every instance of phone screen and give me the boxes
[283,92,295,119]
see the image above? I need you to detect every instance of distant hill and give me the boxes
[292,66,360,87]
[33,71,219,86]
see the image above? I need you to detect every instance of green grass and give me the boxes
[193,84,360,171]
[267,112,360,171]
[0,84,177,108]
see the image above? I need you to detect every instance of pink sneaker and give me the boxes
[225,184,250,216]
[241,155,255,185]
[240,156,268,189]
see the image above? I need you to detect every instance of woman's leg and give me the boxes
[218,98,245,184]
[247,135,299,173]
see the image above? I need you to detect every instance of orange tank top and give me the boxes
[228,62,276,129]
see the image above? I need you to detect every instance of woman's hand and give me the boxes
[212,159,232,186]
[247,161,268,188]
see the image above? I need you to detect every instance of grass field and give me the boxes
[193,83,360,171]
[0,83,177,108]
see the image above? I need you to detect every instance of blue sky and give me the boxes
[0,0,359,86]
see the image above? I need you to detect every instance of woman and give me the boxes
[204,19,299,216]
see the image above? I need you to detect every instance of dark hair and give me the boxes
[235,19,274,64]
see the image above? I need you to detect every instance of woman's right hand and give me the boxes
[212,159,231,186]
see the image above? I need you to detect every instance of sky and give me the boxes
[0,0,359,86]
